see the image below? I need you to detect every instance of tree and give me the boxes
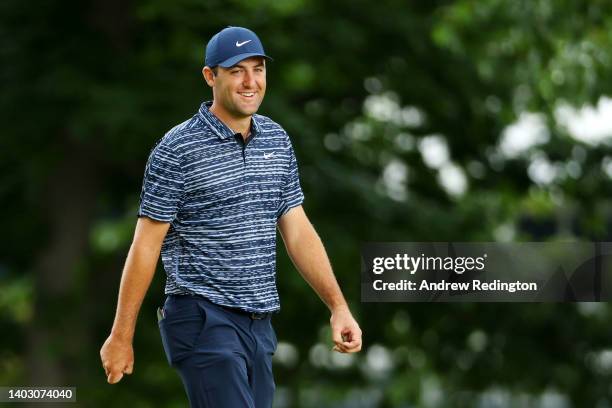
[2,0,612,406]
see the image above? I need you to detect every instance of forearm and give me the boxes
[278,207,362,353]
[110,243,160,342]
[284,222,348,312]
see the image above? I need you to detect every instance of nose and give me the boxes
[243,70,256,88]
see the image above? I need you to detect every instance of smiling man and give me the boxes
[99,26,362,408]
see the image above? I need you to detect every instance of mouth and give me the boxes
[238,92,256,100]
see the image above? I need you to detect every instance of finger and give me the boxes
[340,332,362,350]
[341,330,354,342]
[341,342,359,351]
[342,337,362,348]
[123,363,133,375]
[342,342,362,353]
[332,328,344,345]
[333,343,348,353]
[107,371,124,384]
[332,342,349,352]
[343,327,362,341]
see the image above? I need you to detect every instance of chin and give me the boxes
[239,104,261,116]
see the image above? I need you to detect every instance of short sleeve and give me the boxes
[276,141,304,219]
[137,141,184,223]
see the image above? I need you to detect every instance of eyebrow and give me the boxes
[232,62,265,69]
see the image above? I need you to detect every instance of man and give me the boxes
[100,26,362,407]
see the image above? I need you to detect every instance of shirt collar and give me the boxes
[198,100,261,140]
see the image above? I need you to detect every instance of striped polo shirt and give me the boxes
[137,101,304,313]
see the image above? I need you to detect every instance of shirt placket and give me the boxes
[235,132,255,187]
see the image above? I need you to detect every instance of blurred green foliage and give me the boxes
[2,0,612,406]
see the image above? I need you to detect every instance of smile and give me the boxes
[238,92,255,98]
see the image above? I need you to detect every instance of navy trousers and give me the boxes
[158,294,277,407]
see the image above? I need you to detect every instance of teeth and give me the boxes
[239,92,254,97]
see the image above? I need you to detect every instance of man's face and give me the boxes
[206,57,266,118]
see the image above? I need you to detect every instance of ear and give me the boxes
[202,66,215,87]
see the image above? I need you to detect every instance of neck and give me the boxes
[209,102,251,139]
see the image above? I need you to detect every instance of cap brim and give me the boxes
[218,52,273,68]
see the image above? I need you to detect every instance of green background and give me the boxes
[2,0,612,406]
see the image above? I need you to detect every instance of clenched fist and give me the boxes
[100,335,134,384]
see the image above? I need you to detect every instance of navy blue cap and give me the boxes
[205,26,273,68]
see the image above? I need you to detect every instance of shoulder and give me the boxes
[254,114,287,135]
[254,113,292,146]
[152,114,207,155]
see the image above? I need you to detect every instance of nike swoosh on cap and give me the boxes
[236,40,252,47]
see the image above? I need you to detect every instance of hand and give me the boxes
[330,306,362,353]
[100,334,134,384]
